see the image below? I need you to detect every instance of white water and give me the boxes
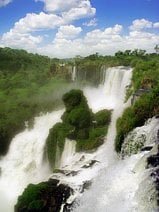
[60,139,76,168]
[72,67,157,212]
[0,109,64,212]
[72,66,77,81]
[51,66,141,211]
[0,66,152,212]
[121,117,159,157]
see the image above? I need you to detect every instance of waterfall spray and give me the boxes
[0,110,64,212]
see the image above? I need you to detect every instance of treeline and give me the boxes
[0,47,159,156]
[0,47,73,155]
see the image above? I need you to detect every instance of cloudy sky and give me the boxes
[0,0,159,58]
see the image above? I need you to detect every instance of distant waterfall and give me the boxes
[84,66,132,111]
[72,66,77,81]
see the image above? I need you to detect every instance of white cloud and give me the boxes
[13,12,64,34]
[2,30,42,50]
[62,1,96,22]
[0,0,12,7]
[129,18,152,31]
[83,18,97,27]
[1,12,64,49]
[153,22,159,28]
[39,0,95,15]
[43,0,79,12]
[55,25,82,40]
[37,23,159,58]
[35,0,96,21]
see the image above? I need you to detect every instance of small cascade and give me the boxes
[60,139,76,168]
[72,66,77,81]
[0,109,64,212]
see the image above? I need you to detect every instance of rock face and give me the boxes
[15,179,74,212]
[121,117,159,158]
[147,129,159,208]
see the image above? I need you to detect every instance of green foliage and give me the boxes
[115,51,159,153]
[66,107,92,129]
[62,89,88,112]
[115,85,159,152]
[94,109,111,126]
[46,122,73,169]
[76,126,107,152]
[16,182,48,211]
[46,89,112,167]
[0,47,74,155]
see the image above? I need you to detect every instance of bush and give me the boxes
[62,89,87,112]
[94,109,111,126]
[15,182,48,211]
[67,107,92,129]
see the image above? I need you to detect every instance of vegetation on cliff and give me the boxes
[46,89,111,169]
[1,47,159,157]
[115,52,159,152]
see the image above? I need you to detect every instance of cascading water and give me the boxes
[72,66,77,81]
[60,139,76,168]
[0,110,64,212]
[72,67,157,212]
[0,66,153,212]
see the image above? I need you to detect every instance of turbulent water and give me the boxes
[0,66,156,212]
[0,110,64,212]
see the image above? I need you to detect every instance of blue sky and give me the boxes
[0,0,159,58]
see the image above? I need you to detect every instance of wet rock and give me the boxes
[81,160,99,168]
[141,146,153,152]
[53,169,79,177]
[147,155,159,168]
[82,181,92,191]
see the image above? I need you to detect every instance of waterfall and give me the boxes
[72,67,157,212]
[84,66,132,112]
[0,109,64,212]
[72,66,77,81]
[0,65,151,212]
[60,139,76,168]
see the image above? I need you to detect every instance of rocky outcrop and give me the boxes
[15,179,74,212]
[121,117,159,158]
[147,130,159,208]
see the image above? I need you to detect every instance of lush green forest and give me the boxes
[0,47,159,156]
[0,47,74,155]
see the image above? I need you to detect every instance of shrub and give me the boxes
[15,182,48,211]
[94,109,111,126]
[62,89,87,112]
